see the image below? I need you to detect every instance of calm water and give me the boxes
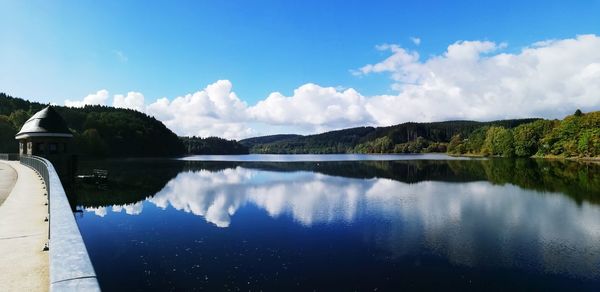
[180,153,469,162]
[73,155,600,291]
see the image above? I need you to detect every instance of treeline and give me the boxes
[77,159,600,208]
[448,110,600,158]
[180,136,249,155]
[0,92,185,157]
[3,92,598,158]
[241,119,539,154]
[241,110,599,158]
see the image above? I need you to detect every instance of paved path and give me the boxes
[0,162,17,206]
[0,161,49,292]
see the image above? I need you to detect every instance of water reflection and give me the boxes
[149,168,368,227]
[87,166,600,279]
[75,158,600,209]
[85,201,144,217]
[365,180,600,278]
[75,158,600,288]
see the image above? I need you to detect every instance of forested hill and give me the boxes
[447,110,600,158]
[241,110,599,158]
[0,92,185,157]
[180,136,249,155]
[240,134,302,146]
[3,92,597,158]
[240,119,539,154]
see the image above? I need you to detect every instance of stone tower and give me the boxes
[15,106,76,182]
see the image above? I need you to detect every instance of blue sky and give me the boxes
[1,1,600,138]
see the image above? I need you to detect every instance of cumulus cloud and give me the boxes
[357,34,600,123]
[65,81,254,139]
[66,89,145,112]
[356,44,420,81]
[247,83,373,132]
[113,91,145,112]
[65,89,110,107]
[145,80,253,139]
[67,35,600,139]
[410,37,421,45]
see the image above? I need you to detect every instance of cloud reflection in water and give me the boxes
[89,166,600,278]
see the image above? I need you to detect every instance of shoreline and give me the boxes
[447,153,600,162]
[77,152,600,163]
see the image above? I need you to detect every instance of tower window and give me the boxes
[49,143,58,154]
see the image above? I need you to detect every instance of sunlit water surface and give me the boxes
[74,155,600,291]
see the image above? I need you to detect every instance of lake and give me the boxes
[73,154,600,291]
[179,153,470,162]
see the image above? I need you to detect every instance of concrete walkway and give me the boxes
[0,162,17,206]
[0,161,49,292]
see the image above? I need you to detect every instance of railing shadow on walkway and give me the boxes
[1,153,101,292]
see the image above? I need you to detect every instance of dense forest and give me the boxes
[2,92,598,158]
[240,119,539,154]
[241,111,599,158]
[180,136,249,155]
[0,92,185,157]
[447,110,600,158]
[0,92,252,157]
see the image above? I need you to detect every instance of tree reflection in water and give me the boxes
[75,157,600,287]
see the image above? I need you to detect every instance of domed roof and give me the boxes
[15,106,73,139]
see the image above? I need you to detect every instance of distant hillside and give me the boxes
[240,134,302,147]
[241,119,539,154]
[0,92,185,157]
[241,110,599,158]
[181,136,249,155]
[3,92,597,159]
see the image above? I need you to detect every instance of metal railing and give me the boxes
[17,155,101,292]
[19,155,51,242]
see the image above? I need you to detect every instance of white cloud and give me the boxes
[410,37,421,45]
[67,35,600,139]
[357,34,600,123]
[66,89,145,112]
[65,89,109,107]
[357,44,420,82]
[145,80,253,139]
[247,83,373,132]
[113,91,145,112]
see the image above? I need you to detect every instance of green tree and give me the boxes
[482,126,514,156]
[464,126,488,154]
[77,128,108,157]
[497,128,514,157]
[8,109,30,130]
[578,131,592,156]
[513,124,536,157]
[447,134,463,154]
[0,115,18,152]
